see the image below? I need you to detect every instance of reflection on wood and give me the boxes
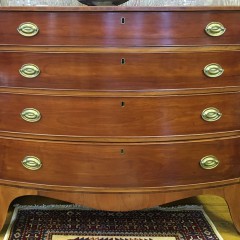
[1,0,240,6]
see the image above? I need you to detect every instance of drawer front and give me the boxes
[0,92,239,138]
[0,136,239,187]
[0,11,239,46]
[1,51,240,91]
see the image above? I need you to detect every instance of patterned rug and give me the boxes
[3,205,223,240]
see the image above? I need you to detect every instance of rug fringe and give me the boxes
[12,204,204,211]
[200,209,224,240]
[13,203,94,210]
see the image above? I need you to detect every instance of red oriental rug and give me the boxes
[3,205,223,240]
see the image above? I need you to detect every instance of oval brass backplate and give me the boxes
[204,63,224,78]
[19,64,40,79]
[22,156,42,171]
[200,155,219,170]
[21,108,41,123]
[201,107,222,122]
[205,22,226,37]
[17,22,39,37]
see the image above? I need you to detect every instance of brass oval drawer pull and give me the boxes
[17,22,39,37]
[205,22,226,37]
[19,64,40,79]
[22,156,42,171]
[200,155,219,170]
[21,108,41,123]
[204,63,224,78]
[201,107,222,122]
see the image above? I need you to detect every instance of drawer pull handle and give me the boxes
[22,156,42,171]
[205,22,226,37]
[19,64,40,79]
[204,63,224,78]
[21,108,41,123]
[200,155,219,170]
[201,107,222,122]
[17,22,39,37]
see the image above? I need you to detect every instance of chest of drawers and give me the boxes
[0,3,240,234]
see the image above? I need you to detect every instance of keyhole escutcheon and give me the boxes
[121,17,126,24]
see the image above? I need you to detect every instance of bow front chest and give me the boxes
[0,3,239,233]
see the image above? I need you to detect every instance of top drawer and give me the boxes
[0,11,239,46]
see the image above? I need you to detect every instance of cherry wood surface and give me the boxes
[1,11,240,46]
[0,183,240,233]
[0,92,239,139]
[0,136,239,187]
[1,51,240,91]
[0,4,239,235]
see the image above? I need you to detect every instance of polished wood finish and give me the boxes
[0,183,240,233]
[224,184,240,234]
[1,51,240,91]
[1,10,240,46]
[0,136,239,187]
[0,92,239,138]
[0,4,240,236]
[0,186,37,230]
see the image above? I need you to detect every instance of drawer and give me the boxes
[0,11,239,46]
[1,51,240,91]
[0,92,239,138]
[0,136,239,187]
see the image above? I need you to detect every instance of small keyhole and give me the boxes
[121,101,125,107]
[121,17,125,24]
[120,149,125,155]
[121,58,126,64]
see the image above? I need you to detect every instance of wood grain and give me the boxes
[1,183,240,233]
[1,11,240,46]
[0,136,239,187]
[224,184,240,234]
[0,186,36,230]
[1,51,240,91]
[0,3,239,235]
[0,92,239,139]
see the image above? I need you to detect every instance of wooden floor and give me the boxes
[0,195,240,240]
